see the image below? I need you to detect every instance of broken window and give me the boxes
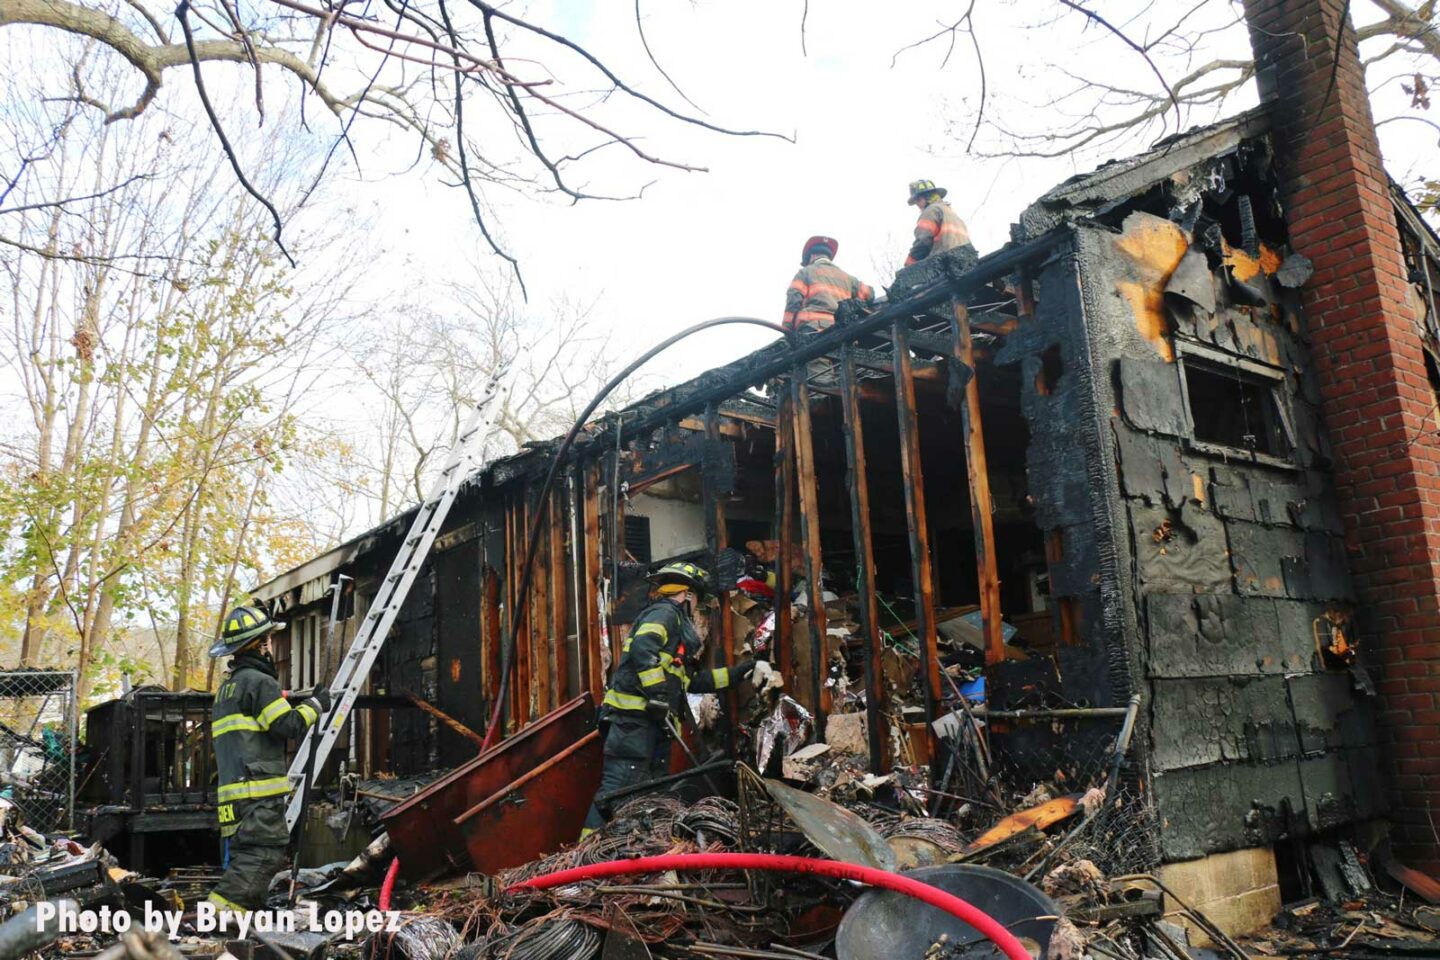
[1178,344,1293,461]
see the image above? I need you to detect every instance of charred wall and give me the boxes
[990,241,1135,723]
[1058,146,1386,860]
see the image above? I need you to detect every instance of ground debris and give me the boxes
[1040,860,1105,904]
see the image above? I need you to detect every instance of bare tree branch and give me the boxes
[635,0,707,114]
[1055,0,1181,128]
[0,172,154,215]
[175,0,294,267]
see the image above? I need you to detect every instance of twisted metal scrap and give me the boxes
[880,817,967,853]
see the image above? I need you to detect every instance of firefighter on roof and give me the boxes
[207,604,330,913]
[782,235,874,332]
[905,179,974,266]
[582,561,769,835]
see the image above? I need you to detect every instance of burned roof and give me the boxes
[1013,108,1271,241]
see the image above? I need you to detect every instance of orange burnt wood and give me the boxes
[949,300,1004,665]
[581,462,604,699]
[962,795,1081,855]
[774,388,796,686]
[893,322,942,729]
[791,372,831,728]
[839,343,891,773]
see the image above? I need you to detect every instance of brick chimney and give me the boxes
[1242,0,1440,871]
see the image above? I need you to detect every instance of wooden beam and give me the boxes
[404,693,485,749]
[550,485,569,705]
[950,300,1005,665]
[607,450,627,671]
[893,323,942,727]
[532,491,551,719]
[703,403,738,755]
[790,371,830,732]
[503,493,518,733]
[516,495,533,727]
[839,343,891,774]
[773,388,795,685]
[582,461,605,699]
[483,565,501,720]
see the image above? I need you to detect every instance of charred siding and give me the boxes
[1057,150,1385,858]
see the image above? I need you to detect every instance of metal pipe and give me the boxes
[973,706,1132,719]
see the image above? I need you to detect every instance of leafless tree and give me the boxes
[331,265,635,528]
[2,0,785,280]
[893,1,1438,184]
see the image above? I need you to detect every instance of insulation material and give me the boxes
[1111,212,1189,362]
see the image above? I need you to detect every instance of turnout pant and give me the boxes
[582,712,670,833]
[209,796,289,912]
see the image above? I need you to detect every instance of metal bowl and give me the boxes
[835,863,1059,960]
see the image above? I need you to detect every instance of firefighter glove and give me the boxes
[312,687,332,714]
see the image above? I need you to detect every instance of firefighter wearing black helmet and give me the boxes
[581,562,758,835]
[206,604,330,913]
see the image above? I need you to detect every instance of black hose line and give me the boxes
[481,317,793,749]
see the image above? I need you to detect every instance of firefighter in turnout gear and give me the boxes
[783,236,874,332]
[207,605,330,913]
[905,179,974,266]
[582,562,767,835]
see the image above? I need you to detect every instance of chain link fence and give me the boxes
[0,670,78,833]
[985,712,1161,879]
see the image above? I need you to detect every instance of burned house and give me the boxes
[248,97,1440,931]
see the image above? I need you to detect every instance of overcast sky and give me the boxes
[328,0,1435,387]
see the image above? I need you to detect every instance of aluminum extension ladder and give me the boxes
[284,366,511,830]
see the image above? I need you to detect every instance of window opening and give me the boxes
[624,515,652,563]
[1181,353,1292,459]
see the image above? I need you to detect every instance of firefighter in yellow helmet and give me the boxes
[206,605,329,913]
[581,562,766,835]
[905,179,973,266]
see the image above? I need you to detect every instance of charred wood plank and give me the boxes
[774,387,795,687]
[704,402,738,755]
[790,371,830,731]
[839,343,890,773]
[949,300,1004,663]
[893,322,942,732]
[582,461,605,700]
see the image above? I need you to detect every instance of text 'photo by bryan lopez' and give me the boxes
[35,901,403,942]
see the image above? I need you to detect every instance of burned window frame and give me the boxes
[1174,339,1297,468]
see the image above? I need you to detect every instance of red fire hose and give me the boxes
[378,857,400,911]
[508,852,1033,960]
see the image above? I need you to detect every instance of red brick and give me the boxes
[1245,0,1439,866]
